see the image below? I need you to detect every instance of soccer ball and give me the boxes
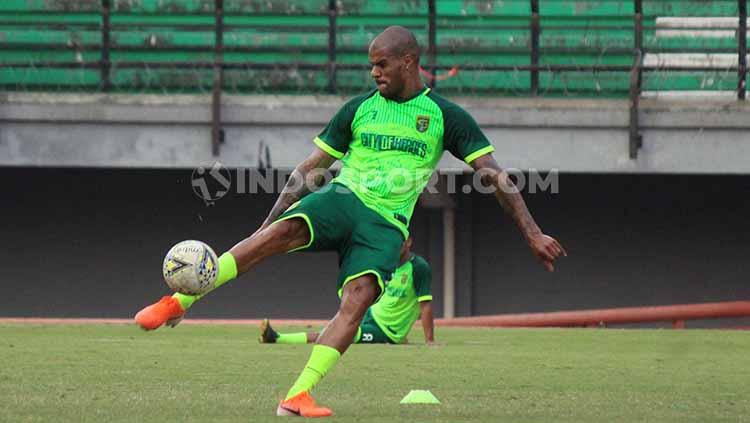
[162,240,219,296]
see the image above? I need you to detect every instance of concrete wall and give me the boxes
[2,93,750,173]
[2,167,749,328]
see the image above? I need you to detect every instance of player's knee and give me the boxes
[345,276,379,304]
[339,276,379,324]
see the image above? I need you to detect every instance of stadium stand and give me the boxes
[0,0,746,97]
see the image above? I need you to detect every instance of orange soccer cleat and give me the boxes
[134,296,185,331]
[276,391,333,418]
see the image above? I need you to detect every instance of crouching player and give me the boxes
[260,236,435,345]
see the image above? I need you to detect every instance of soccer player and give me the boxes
[259,236,435,346]
[135,26,566,417]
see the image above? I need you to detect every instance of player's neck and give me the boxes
[394,78,426,102]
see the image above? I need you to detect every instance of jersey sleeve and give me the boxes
[314,91,373,159]
[441,102,495,164]
[411,255,433,302]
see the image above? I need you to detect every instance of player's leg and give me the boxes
[277,274,379,417]
[278,210,402,416]
[259,319,318,344]
[227,216,311,274]
[269,312,382,346]
[275,185,403,416]
[261,316,385,345]
[316,276,379,351]
[260,310,391,345]
[137,184,345,331]
[135,218,309,330]
[175,218,308,305]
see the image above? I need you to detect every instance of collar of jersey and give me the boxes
[379,86,431,104]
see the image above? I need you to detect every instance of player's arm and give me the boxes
[258,146,337,230]
[470,154,567,271]
[255,92,370,231]
[419,301,435,344]
[412,256,435,344]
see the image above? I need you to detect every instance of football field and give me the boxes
[2,324,748,422]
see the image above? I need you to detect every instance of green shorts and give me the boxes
[355,308,396,344]
[275,182,404,300]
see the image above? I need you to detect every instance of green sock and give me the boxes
[277,332,308,344]
[172,252,238,310]
[285,345,341,400]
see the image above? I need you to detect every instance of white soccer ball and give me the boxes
[162,240,219,296]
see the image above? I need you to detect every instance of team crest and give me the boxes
[416,115,430,132]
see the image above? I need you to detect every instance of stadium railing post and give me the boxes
[629,0,643,160]
[530,0,540,96]
[427,0,437,89]
[629,53,643,160]
[327,0,337,94]
[739,0,747,100]
[100,0,111,92]
[634,0,643,87]
[211,0,224,157]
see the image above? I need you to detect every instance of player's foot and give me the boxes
[134,296,185,331]
[259,318,279,343]
[276,391,333,418]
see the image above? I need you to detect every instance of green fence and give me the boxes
[0,0,747,97]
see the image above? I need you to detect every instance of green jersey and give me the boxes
[314,87,495,238]
[370,254,432,344]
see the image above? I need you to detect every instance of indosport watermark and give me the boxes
[191,162,559,204]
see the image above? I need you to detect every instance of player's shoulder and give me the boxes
[342,89,379,110]
[426,90,465,112]
[425,90,472,121]
[330,89,379,123]
[409,254,431,273]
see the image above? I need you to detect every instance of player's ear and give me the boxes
[402,53,417,71]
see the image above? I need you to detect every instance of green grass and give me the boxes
[1,324,749,422]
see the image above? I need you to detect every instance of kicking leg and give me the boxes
[228,217,310,274]
[136,219,310,330]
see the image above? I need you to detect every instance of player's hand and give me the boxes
[528,234,567,272]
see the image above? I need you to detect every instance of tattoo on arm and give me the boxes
[472,155,542,242]
[261,147,336,227]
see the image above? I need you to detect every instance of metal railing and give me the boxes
[0,0,747,157]
[437,300,750,329]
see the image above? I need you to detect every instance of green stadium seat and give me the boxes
[0,0,745,97]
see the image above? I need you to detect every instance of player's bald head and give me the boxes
[368,26,423,100]
[369,26,420,63]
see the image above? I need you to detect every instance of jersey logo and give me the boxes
[416,115,430,132]
[360,133,427,158]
